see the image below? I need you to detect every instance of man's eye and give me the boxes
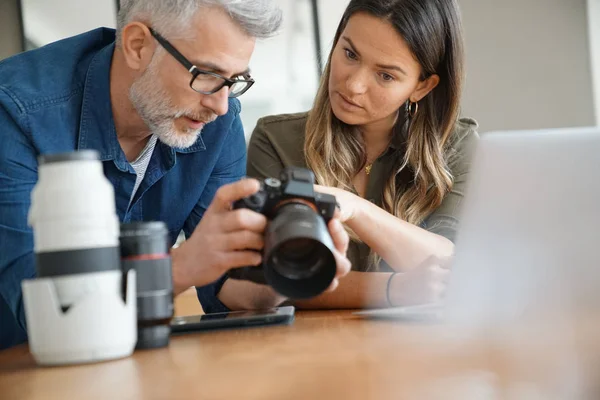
[196,73,220,82]
[233,74,251,82]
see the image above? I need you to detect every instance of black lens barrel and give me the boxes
[263,203,336,299]
[120,222,173,349]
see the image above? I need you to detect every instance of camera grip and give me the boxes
[227,266,268,285]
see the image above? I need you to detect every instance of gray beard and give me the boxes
[129,59,206,149]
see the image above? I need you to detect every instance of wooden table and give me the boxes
[2,305,599,399]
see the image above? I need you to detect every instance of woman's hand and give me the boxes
[388,256,451,306]
[326,217,352,291]
[314,185,364,223]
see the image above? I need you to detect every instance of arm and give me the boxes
[293,272,393,309]
[344,196,454,271]
[0,95,38,349]
[294,255,448,309]
[221,269,443,311]
[320,128,479,272]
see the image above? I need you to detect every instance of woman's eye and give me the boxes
[344,49,358,60]
[380,73,394,82]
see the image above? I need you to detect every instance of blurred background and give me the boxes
[1,0,598,136]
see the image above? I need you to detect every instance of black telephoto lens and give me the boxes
[120,222,174,349]
[263,202,337,299]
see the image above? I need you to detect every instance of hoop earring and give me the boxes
[408,101,419,118]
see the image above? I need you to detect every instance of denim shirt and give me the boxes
[0,28,243,349]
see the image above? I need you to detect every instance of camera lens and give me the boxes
[120,222,173,349]
[30,150,122,310]
[25,150,137,365]
[263,202,336,299]
[272,239,321,279]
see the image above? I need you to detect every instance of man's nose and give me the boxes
[200,86,229,117]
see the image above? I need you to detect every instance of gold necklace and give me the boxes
[364,141,392,176]
[365,155,380,176]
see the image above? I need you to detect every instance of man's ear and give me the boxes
[410,74,440,103]
[120,22,156,71]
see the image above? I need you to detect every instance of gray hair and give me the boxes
[116,0,282,45]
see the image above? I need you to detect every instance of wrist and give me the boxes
[345,193,366,227]
[386,272,399,307]
[170,245,191,296]
[218,279,288,310]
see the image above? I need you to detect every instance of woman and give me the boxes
[225,0,478,310]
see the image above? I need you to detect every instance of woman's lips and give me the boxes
[337,92,363,109]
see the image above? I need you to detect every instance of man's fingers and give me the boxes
[328,218,349,254]
[210,178,261,212]
[221,208,268,233]
[224,231,265,252]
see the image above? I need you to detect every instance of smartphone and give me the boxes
[170,306,295,333]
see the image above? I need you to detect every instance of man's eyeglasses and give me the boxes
[149,28,255,98]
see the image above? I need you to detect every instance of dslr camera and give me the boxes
[229,167,338,299]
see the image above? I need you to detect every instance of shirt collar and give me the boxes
[77,42,131,172]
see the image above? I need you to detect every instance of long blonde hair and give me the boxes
[305,0,465,232]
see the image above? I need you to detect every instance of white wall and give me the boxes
[459,0,596,133]
[21,0,116,47]
[239,0,321,137]
[317,1,350,59]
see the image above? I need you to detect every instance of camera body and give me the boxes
[229,167,338,299]
[235,167,337,223]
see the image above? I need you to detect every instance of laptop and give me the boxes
[355,126,600,323]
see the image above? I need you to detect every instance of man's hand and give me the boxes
[171,179,267,295]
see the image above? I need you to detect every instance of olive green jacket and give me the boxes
[247,112,479,272]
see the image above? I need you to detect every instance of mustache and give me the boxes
[174,109,217,124]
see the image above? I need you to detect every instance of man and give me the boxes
[0,0,351,349]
